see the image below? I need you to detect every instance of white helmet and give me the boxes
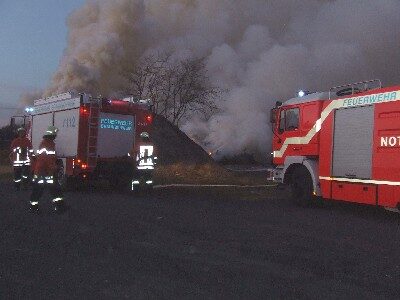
[44,126,58,136]
[140,132,150,139]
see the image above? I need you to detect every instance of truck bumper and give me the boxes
[267,167,284,184]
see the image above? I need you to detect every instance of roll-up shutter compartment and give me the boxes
[332,106,374,179]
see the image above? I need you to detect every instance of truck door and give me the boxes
[272,106,301,165]
[278,107,301,152]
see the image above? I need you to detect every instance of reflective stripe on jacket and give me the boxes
[32,174,54,184]
[136,144,155,170]
[10,137,33,167]
[33,138,57,177]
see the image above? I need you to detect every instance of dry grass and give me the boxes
[0,166,12,181]
[0,165,11,174]
[0,149,12,180]
[154,163,269,186]
[0,149,10,164]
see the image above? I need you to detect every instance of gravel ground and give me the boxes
[0,182,400,299]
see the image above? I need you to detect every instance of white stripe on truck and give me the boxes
[319,176,400,186]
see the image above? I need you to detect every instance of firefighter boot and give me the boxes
[29,202,39,213]
[21,175,30,190]
[14,180,21,191]
[53,199,68,214]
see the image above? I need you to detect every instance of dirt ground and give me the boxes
[1,179,400,299]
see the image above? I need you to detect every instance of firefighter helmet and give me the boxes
[17,127,26,133]
[44,126,59,136]
[140,132,150,139]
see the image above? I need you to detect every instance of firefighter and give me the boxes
[29,126,66,213]
[9,127,33,191]
[131,132,157,191]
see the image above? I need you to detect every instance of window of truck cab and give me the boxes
[279,107,300,133]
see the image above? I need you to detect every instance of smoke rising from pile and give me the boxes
[48,0,400,159]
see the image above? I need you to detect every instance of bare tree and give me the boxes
[126,53,219,126]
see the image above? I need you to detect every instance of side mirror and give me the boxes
[270,108,277,124]
[10,116,27,129]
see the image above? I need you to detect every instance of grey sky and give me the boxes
[0,0,84,125]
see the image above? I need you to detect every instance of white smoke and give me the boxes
[48,0,400,160]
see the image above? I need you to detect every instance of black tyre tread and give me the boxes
[290,167,313,207]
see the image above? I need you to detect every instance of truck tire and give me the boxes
[290,167,313,207]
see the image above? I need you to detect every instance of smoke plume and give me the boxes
[48,0,400,160]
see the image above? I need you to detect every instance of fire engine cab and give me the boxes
[268,79,400,210]
[12,92,153,188]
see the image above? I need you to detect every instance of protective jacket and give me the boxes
[33,138,57,177]
[10,137,33,167]
[134,142,156,170]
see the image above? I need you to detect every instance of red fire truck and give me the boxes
[268,79,400,210]
[12,92,153,188]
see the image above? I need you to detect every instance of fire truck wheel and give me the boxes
[290,167,313,207]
